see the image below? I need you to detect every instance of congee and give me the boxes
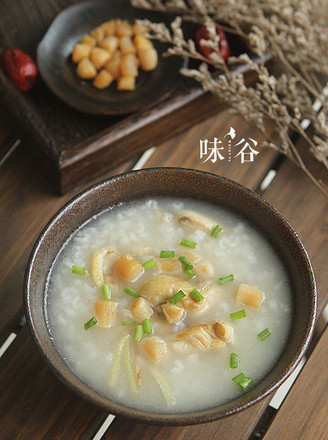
[46,198,292,413]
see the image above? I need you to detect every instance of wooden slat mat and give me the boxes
[263,326,328,440]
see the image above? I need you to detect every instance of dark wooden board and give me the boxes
[0,0,269,194]
[263,326,328,440]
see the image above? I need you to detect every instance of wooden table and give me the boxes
[0,107,327,440]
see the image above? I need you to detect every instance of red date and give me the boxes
[1,49,37,91]
[195,25,230,61]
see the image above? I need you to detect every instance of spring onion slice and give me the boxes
[239,378,253,390]
[218,274,234,284]
[84,316,97,329]
[160,251,175,258]
[102,283,111,300]
[123,337,139,394]
[121,320,136,325]
[124,286,139,298]
[257,328,271,341]
[72,265,86,275]
[134,324,143,342]
[149,365,175,405]
[211,225,223,238]
[230,352,239,369]
[108,332,130,388]
[178,256,194,270]
[143,318,152,335]
[190,288,204,302]
[230,309,246,320]
[232,372,245,385]
[170,290,186,304]
[180,238,197,249]
[232,372,253,390]
[185,268,196,279]
[142,258,156,269]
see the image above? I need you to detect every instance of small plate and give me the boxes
[37,0,186,115]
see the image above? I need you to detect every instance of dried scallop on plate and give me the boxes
[37,0,187,114]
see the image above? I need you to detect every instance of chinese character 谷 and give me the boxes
[233,137,259,163]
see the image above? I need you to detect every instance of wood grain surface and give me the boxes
[1,105,327,440]
[263,326,328,440]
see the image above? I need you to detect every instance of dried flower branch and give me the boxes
[132,0,328,198]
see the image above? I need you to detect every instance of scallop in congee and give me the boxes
[46,198,292,413]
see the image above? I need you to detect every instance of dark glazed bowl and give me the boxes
[24,168,316,425]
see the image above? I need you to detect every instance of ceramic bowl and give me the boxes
[24,167,316,424]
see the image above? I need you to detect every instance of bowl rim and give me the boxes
[24,167,317,425]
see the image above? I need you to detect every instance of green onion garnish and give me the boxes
[102,283,111,300]
[257,328,271,341]
[230,309,246,320]
[180,238,197,249]
[134,324,143,342]
[124,287,139,298]
[230,352,239,369]
[143,318,152,335]
[232,372,245,385]
[142,258,156,269]
[84,316,97,329]
[185,268,196,279]
[160,251,175,258]
[239,378,253,390]
[178,256,194,270]
[72,265,86,275]
[121,320,136,325]
[232,372,253,390]
[190,288,204,302]
[170,290,186,304]
[218,274,234,284]
[211,225,223,238]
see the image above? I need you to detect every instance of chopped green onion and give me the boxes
[121,320,136,325]
[257,328,271,341]
[160,251,175,258]
[230,352,239,369]
[230,309,246,320]
[134,324,143,342]
[143,318,152,335]
[232,372,245,385]
[72,265,86,275]
[84,316,97,330]
[239,378,253,390]
[170,290,186,304]
[218,274,234,284]
[190,288,204,302]
[124,286,139,298]
[211,224,223,238]
[142,258,156,269]
[102,283,111,300]
[185,268,196,279]
[178,256,194,270]
[180,238,197,249]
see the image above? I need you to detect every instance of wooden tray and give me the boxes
[0,0,267,194]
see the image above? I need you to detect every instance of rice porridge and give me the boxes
[46,198,292,413]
